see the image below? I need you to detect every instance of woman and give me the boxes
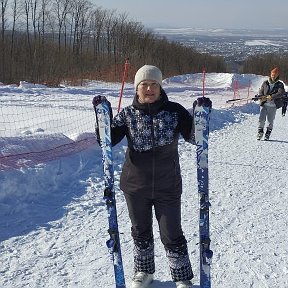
[95,65,210,288]
[255,67,285,140]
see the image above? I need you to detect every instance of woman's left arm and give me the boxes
[178,105,195,144]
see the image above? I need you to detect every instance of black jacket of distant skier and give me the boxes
[282,92,288,116]
[258,79,285,108]
[110,88,195,197]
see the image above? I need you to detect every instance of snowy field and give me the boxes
[0,73,287,288]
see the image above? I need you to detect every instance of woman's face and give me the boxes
[137,80,161,103]
[270,71,278,81]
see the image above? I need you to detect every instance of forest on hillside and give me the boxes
[242,53,288,82]
[0,0,226,85]
[1,0,287,85]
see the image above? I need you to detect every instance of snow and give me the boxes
[244,40,282,47]
[0,73,287,288]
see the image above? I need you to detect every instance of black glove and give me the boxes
[92,95,112,118]
[197,96,212,108]
[253,95,261,101]
[92,95,107,106]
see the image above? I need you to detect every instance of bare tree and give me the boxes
[112,12,128,61]
[53,0,72,51]
[30,0,38,41]
[9,0,23,82]
[0,0,8,42]
[103,9,116,62]
[0,0,8,78]
[71,0,90,58]
[23,0,32,63]
[90,7,106,61]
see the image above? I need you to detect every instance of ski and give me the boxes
[226,95,287,103]
[92,96,126,288]
[194,100,213,288]
[226,98,243,103]
[226,96,257,103]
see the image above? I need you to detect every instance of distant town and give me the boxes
[153,28,288,72]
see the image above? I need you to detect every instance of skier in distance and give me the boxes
[254,67,285,140]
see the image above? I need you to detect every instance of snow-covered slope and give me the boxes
[0,73,287,288]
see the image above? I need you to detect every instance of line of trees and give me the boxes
[242,53,288,83]
[0,0,226,85]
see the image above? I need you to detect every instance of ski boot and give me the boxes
[131,272,153,288]
[264,128,272,141]
[176,280,193,288]
[257,128,264,140]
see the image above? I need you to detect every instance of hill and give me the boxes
[0,73,287,287]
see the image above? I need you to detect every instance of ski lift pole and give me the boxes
[117,58,130,113]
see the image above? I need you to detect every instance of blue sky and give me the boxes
[91,0,288,29]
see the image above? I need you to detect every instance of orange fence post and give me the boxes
[202,67,206,97]
[117,58,130,113]
[247,80,251,98]
[233,80,239,98]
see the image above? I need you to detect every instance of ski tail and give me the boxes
[92,96,126,288]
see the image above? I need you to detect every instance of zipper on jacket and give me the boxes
[149,104,156,199]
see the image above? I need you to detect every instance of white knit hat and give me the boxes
[134,65,162,90]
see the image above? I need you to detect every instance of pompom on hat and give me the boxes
[271,67,280,76]
[134,65,162,90]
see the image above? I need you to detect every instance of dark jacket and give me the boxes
[258,79,285,109]
[282,92,288,115]
[111,89,195,197]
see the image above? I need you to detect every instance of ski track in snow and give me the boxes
[209,115,288,288]
[0,75,288,288]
